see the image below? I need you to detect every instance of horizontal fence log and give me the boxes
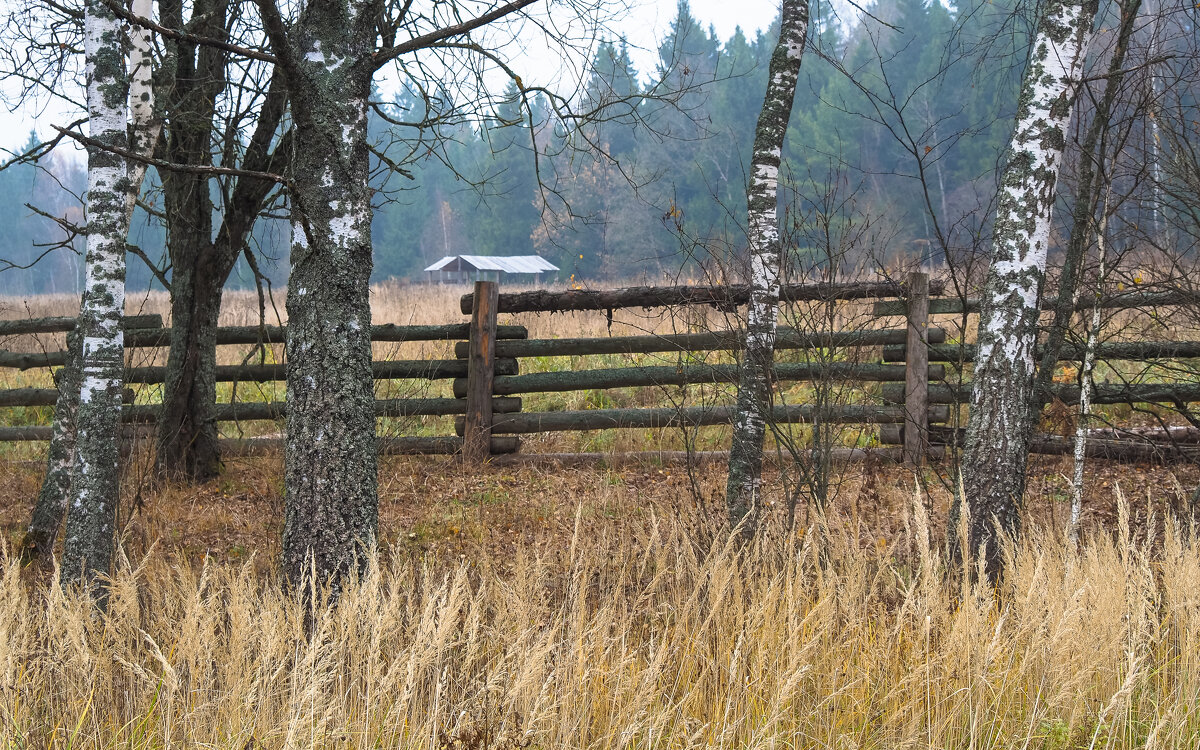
[0,396,521,428]
[0,431,520,454]
[456,362,944,398]
[453,327,948,359]
[456,404,951,435]
[221,436,521,456]
[0,387,136,408]
[128,396,522,423]
[0,314,163,337]
[118,358,519,385]
[882,423,1200,446]
[486,446,946,467]
[0,358,518,383]
[1,325,530,371]
[0,425,154,442]
[463,280,947,315]
[0,426,52,440]
[882,381,1200,405]
[881,424,1199,462]
[873,289,1200,317]
[882,340,1200,363]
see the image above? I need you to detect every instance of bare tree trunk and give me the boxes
[156,244,227,480]
[1033,0,1140,408]
[961,0,1099,581]
[29,0,155,565]
[153,1,287,483]
[726,0,809,536]
[61,0,132,587]
[1071,197,1110,546]
[258,0,379,597]
[21,330,81,561]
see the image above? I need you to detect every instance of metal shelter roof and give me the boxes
[423,255,559,274]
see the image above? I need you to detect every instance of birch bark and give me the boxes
[726,0,808,536]
[1071,202,1109,546]
[61,0,132,586]
[28,3,156,566]
[21,330,81,560]
[960,0,1099,580]
[258,0,379,597]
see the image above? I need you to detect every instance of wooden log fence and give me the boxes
[6,273,1200,465]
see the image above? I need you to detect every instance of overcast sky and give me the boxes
[0,0,782,157]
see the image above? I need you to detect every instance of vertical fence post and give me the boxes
[903,271,930,466]
[463,280,499,463]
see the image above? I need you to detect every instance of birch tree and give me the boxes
[960,0,1100,580]
[23,0,156,565]
[253,0,379,599]
[60,0,135,585]
[726,0,809,536]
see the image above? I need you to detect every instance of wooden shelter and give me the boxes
[424,255,558,284]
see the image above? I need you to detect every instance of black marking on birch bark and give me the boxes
[62,0,132,592]
[23,330,82,562]
[958,0,1098,581]
[726,0,809,538]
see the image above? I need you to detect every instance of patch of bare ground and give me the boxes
[3,449,1196,581]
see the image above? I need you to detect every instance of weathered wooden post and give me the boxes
[903,271,930,466]
[463,280,499,463]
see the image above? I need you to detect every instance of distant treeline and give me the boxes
[3,0,1033,295]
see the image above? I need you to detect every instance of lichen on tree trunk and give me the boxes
[156,250,227,480]
[62,0,132,587]
[960,0,1099,580]
[268,0,379,598]
[22,330,82,561]
[725,0,809,537]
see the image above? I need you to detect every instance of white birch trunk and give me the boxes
[726,0,809,536]
[30,6,155,565]
[125,0,158,222]
[1070,196,1111,546]
[961,0,1099,579]
[62,0,132,587]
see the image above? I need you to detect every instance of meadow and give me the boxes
[1,283,1199,748]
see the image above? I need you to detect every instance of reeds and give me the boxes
[2,490,1199,749]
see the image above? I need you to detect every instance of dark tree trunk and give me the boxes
[155,244,230,480]
[1032,0,1141,408]
[258,0,379,597]
[152,0,286,481]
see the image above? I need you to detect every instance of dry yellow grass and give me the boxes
[2,490,1199,749]
[3,283,1200,746]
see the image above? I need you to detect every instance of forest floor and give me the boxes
[2,447,1195,580]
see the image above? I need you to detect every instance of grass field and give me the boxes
[2,284,1200,747]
